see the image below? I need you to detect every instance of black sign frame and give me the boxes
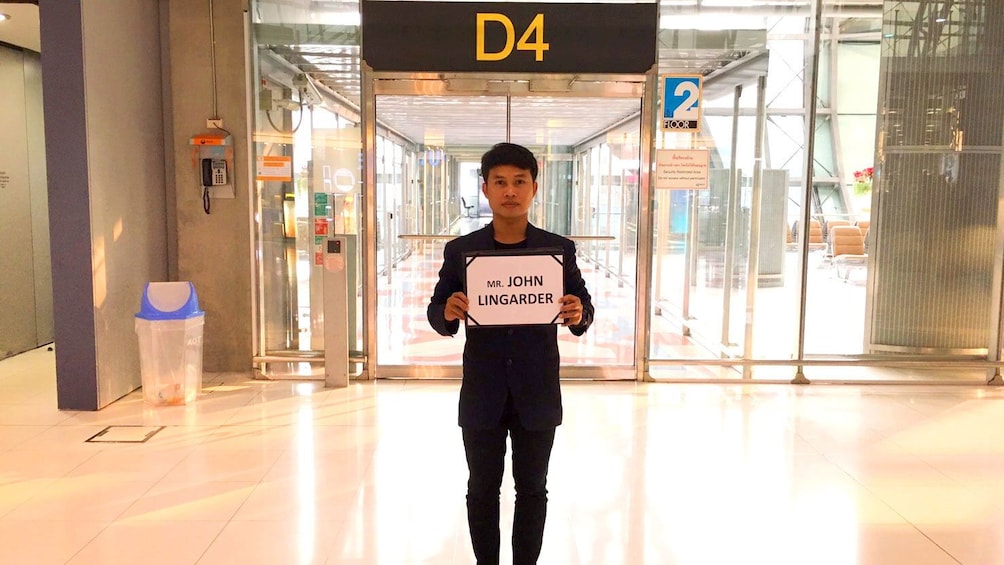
[361,1,657,74]
[463,247,566,327]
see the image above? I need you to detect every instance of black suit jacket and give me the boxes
[427,222,594,430]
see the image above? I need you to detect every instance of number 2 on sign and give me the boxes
[673,81,699,119]
[477,13,549,62]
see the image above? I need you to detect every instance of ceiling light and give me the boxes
[0,14,11,22]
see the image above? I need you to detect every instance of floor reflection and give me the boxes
[1,348,1002,564]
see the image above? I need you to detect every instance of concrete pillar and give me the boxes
[40,0,168,409]
[165,0,253,372]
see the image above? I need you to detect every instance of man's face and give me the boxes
[482,164,538,220]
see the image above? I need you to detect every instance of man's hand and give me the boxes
[445,291,470,322]
[559,295,584,327]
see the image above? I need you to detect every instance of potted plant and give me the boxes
[853,166,874,196]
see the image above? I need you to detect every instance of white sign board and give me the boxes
[662,75,703,132]
[655,149,710,189]
[465,250,564,326]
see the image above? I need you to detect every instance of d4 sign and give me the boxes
[361,1,657,73]
[476,13,549,62]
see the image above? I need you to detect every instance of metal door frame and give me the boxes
[360,68,659,380]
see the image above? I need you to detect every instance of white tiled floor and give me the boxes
[2,347,1004,564]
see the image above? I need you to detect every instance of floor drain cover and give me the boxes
[86,425,165,443]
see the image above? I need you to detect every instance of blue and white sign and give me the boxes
[662,75,703,132]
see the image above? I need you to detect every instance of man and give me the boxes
[427,142,594,565]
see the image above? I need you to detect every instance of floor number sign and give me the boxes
[662,75,703,132]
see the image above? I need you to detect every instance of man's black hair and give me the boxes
[481,143,538,182]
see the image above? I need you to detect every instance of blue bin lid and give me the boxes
[136,281,205,320]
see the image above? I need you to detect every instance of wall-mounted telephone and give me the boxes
[191,132,233,215]
[202,158,228,187]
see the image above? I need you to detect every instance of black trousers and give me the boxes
[462,403,556,565]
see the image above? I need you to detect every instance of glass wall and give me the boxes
[857,0,1002,382]
[249,0,1004,383]
[251,22,365,373]
[578,140,639,291]
[369,88,642,373]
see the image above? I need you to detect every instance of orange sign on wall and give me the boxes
[257,155,293,182]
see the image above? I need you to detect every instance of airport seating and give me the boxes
[808,219,825,249]
[855,219,870,239]
[824,219,850,240]
[789,219,826,250]
[829,225,868,281]
[461,197,476,218]
[856,220,871,252]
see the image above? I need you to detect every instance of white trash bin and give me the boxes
[134,282,205,406]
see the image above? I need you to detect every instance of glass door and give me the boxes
[648,68,778,380]
[369,76,645,379]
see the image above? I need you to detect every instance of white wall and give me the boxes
[41,0,168,409]
[0,45,52,359]
[80,0,169,405]
[24,51,54,349]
